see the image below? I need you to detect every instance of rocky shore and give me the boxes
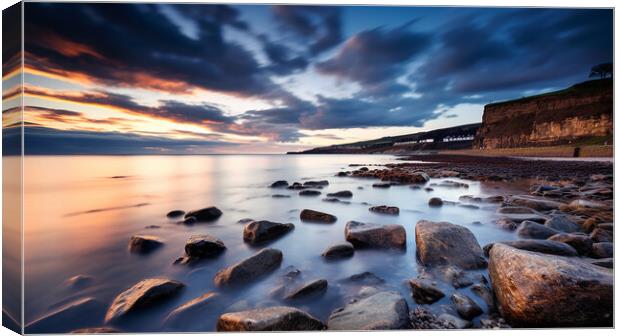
[27,155,613,332]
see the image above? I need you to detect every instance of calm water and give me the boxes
[23,155,521,332]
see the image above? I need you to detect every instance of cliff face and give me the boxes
[474,79,612,149]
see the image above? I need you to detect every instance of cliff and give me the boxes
[474,79,612,149]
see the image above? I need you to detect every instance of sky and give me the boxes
[2,3,613,154]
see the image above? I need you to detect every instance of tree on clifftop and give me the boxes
[589,63,612,79]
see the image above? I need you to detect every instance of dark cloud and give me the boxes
[258,35,309,75]
[23,126,237,155]
[273,5,343,55]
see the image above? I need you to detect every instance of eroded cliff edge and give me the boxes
[473,79,612,149]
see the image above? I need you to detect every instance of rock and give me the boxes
[340,272,385,285]
[590,257,613,268]
[516,221,559,239]
[326,190,353,198]
[166,210,185,218]
[488,243,613,327]
[64,275,94,289]
[284,279,328,300]
[336,172,348,177]
[372,183,391,188]
[299,190,321,196]
[303,180,329,187]
[287,182,306,190]
[26,298,105,333]
[506,195,563,211]
[437,265,474,288]
[544,215,581,233]
[345,221,406,249]
[71,327,119,333]
[321,242,354,259]
[128,235,163,254]
[183,234,226,261]
[591,242,613,258]
[424,187,434,192]
[451,293,483,320]
[548,233,593,255]
[435,180,468,188]
[484,240,577,257]
[460,195,504,203]
[243,220,294,244]
[408,279,445,304]
[104,279,184,323]
[568,199,609,210]
[184,206,222,222]
[300,209,337,223]
[479,316,510,329]
[409,307,452,329]
[164,292,219,328]
[144,225,160,229]
[495,218,518,231]
[237,218,254,224]
[322,197,350,204]
[471,283,496,312]
[590,228,613,243]
[428,197,443,207]
[496,206,548,223]
[217,306,325,331]
[415,220,486,269]
[459,204,479,210]
[597,222,613,231]
[437,313,472,329]
[272,194,291,198]
[368,205,399,215]
[181,217,197,225]
[214,248,283,287]
[327,291,409,330]
[270,180,289,188]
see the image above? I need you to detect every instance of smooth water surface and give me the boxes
[23,155,521,331]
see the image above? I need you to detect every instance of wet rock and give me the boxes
[321,242,354,259]
[300,209,337,223]
[243,220,294,244]
[590,257,613,268]
[459,204,479,210]
[237,218,254,224]
[372,183,391,189]
[480,316,511,329]
[164,292,219,328]
[64,275,94,289]
[341,271,385,285]
[548,233,593,255]
[303,180,329,187]
[435,180,468,189]
[214,248,283,287]
[516,221,559,239]
[506,195,563,211]
[428,197,443,207]
[495,218,518,231]
[322,197,350,204]
[408,279,445,304]
[590,228,613,243]
[471,283,496,312]
[181,234,226,262]
[184,206,222,222]
[437,313,472,329]
[451,293,483,320]
[496,206,548,223]
[459,195,504,203]
[26,297,105,333]
[181,217,197,225]
[71,327,119,333]
[409,307,452,329]
[299,190,321,196]
[328,291,409,330]
[270,180,289,188]
[166,210,185,218]
[128,235,164,254]
[336,172,348,177]
[105,279,184,323]
[284,279,328,301]
[287,182,306,190]
[488,243,613,327]
[326,190,353,198]
[438,266,474,288]
[567,199,609,210]
[217,306,325,331]
[544,215,581,233]
[368,205,399,215]
[484,240,577,257]
[415,220,486,269]
[591,242,613,258]
[345,221,406,249]
[424,187,434,192]
[272,194,291,198]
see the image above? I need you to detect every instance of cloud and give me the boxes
[272,5,342,55]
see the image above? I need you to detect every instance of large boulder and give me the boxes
[243,220,294,244]
[183,234,226,260]
[544,215,581,233]
[516,221,559,239]
[484,240,577,257]
[300,209,337,223]
[488,243,613,327]
[327,291,409,330]
[164,292,219,328]
[128,235,163,254]
[548,233,593,255]
[184,206,222,222]
[214,248,283,287]
[506,195,563,211]
[217,306,325,331]
[415,220,486,269]
[26,298,105,333]
[344,221,406,249]
[104,279,185,323]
